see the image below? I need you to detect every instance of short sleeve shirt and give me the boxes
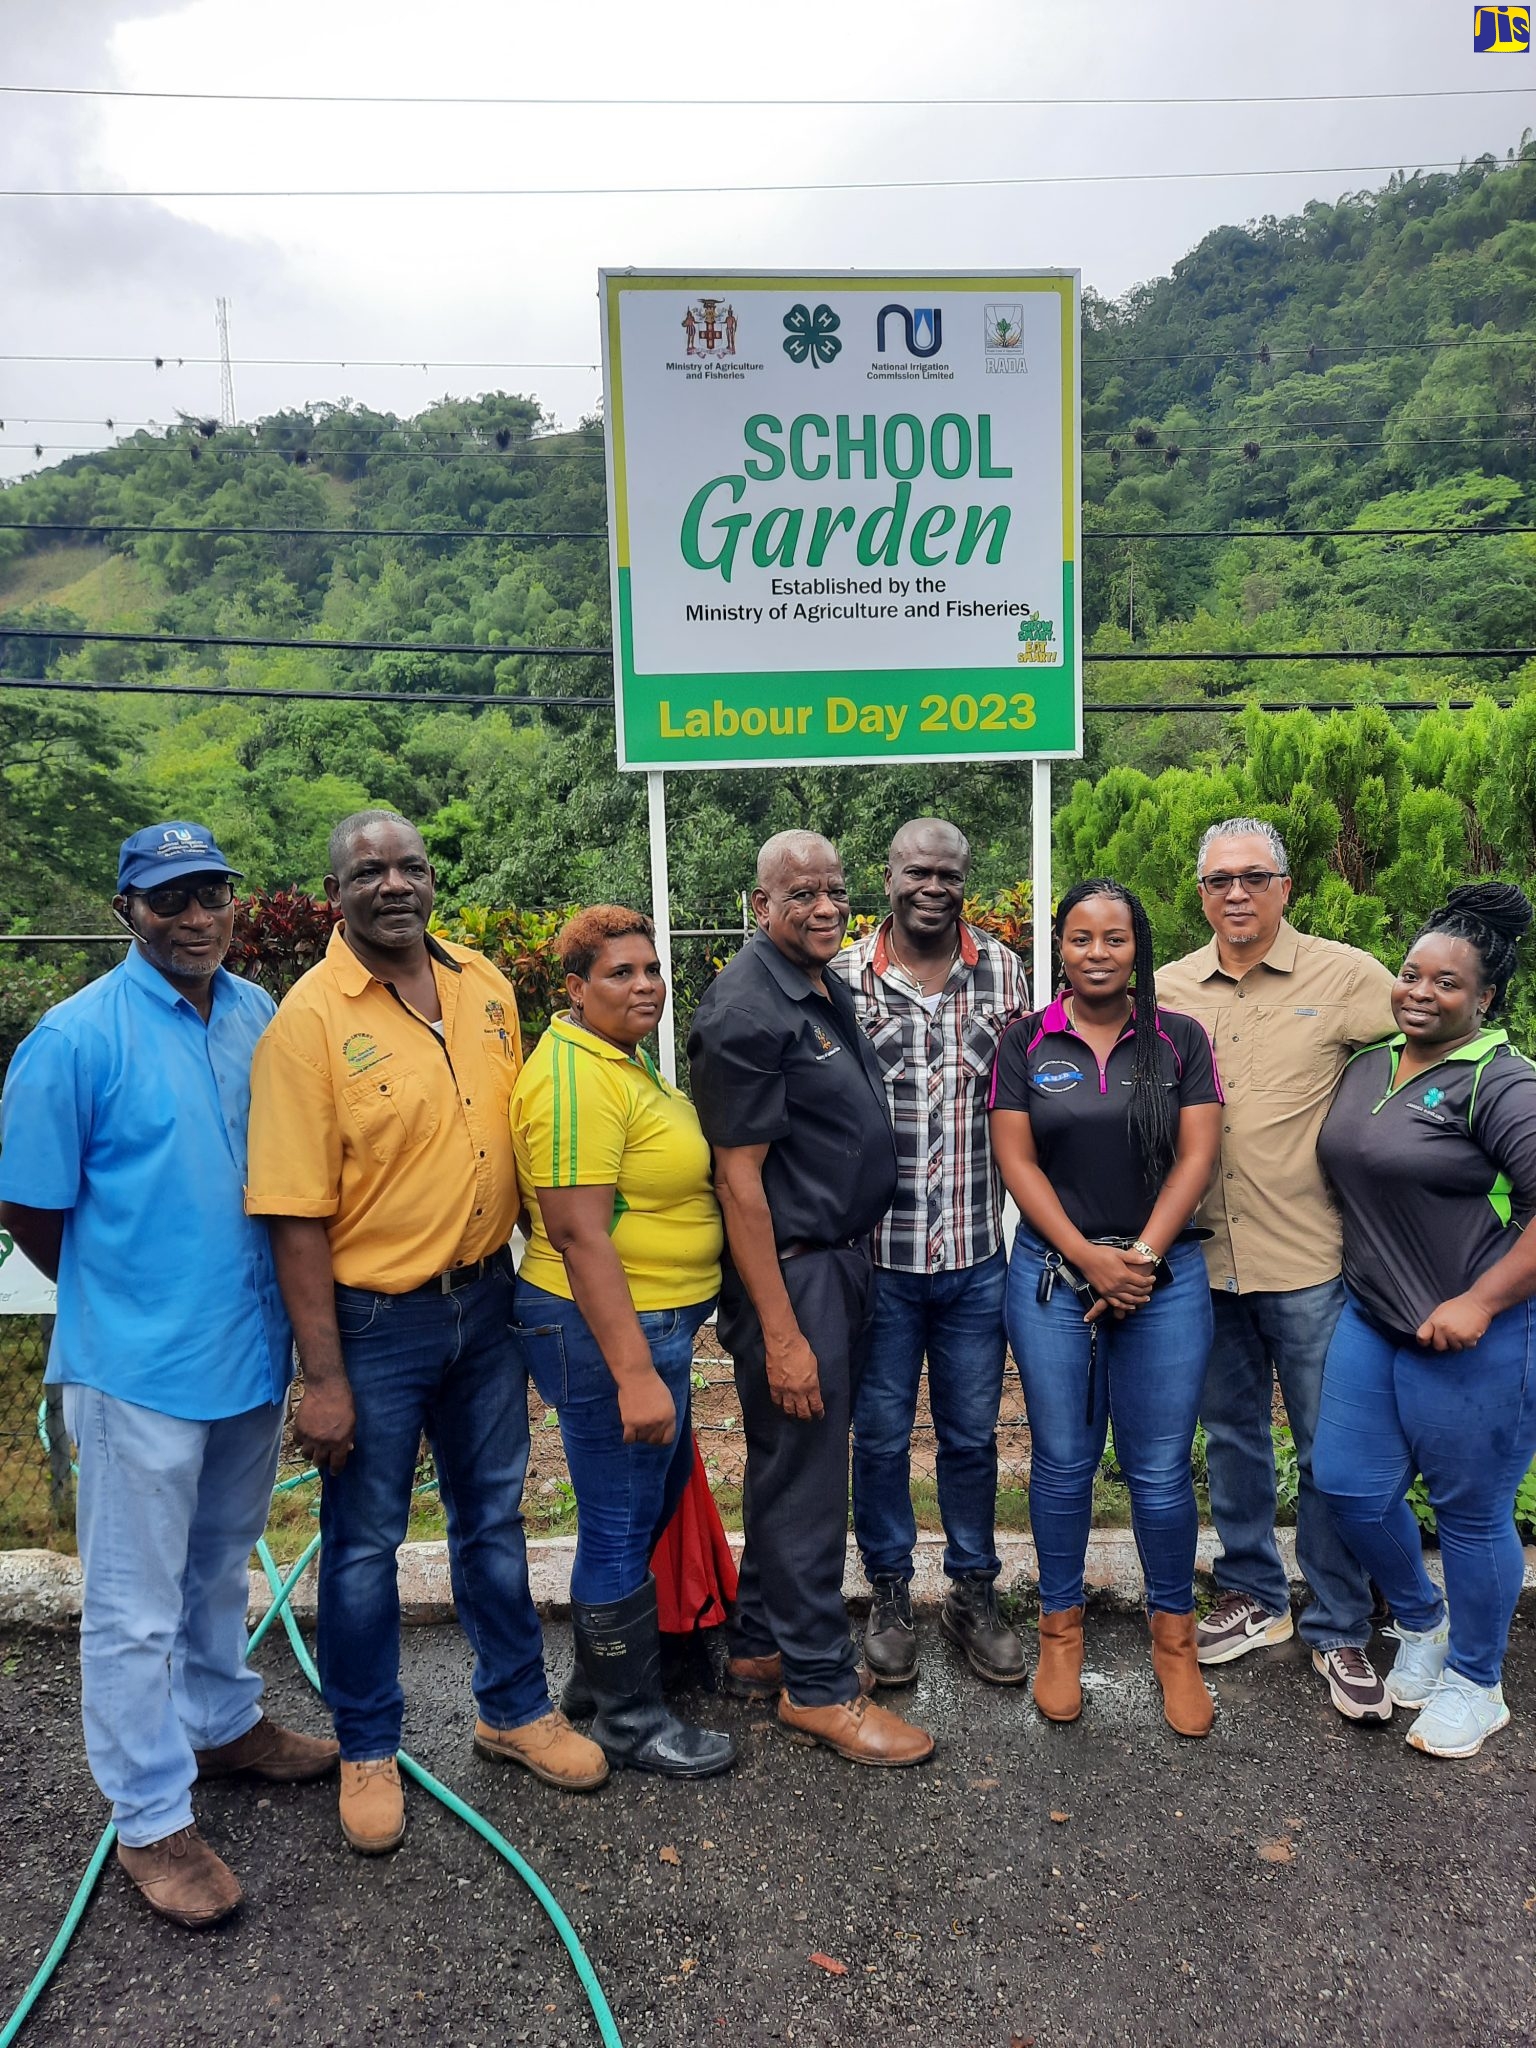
[1318,1029,1536,1338]
[989,997,1223,1240]
[687,932,899,1248]
[1157,924,1397,1293]
[0,948,292,1420]
[246,925,523,1291]
[510,1014,723,1311]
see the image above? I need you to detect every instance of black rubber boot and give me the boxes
[559,1664,595,1719]
[572,1578,737,1779]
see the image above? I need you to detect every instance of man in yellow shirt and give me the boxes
[247,811,605,1854]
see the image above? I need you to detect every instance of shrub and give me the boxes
[0,949,100,1080]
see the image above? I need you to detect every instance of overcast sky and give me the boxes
[2,0,1533,484]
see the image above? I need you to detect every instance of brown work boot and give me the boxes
[1149,1609,1215,1738]
[339,1756,406,1853]
[473,1711,610,1790]
[117,1826,242,1928]
[778,1690,935,1766]
[1034,1606,1085,1723]
[195,1714,339,1783]
[726,1650,875,1701]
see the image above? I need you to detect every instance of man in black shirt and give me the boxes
[689,831,935,1766]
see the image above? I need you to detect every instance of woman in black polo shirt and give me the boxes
[1313,884,1536,1760]
[990,880,1223,1737]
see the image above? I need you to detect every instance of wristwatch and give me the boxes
[1129,1239,1163,1267]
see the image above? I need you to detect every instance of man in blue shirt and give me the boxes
[0,823,336,1929]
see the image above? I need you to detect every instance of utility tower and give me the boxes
[215,296,238,428]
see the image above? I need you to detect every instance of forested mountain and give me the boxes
[3,142,1536,932]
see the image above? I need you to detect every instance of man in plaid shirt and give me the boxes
[829,818,1029,1687]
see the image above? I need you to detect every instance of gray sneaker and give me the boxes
[1195,1590,1295,1666]
[1312,1645,1393,1723]
[863,1576,918,1686]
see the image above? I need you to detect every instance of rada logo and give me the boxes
[876,304,944,359]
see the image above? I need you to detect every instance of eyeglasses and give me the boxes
[1198,869,1287,896]
[135,881,238,918]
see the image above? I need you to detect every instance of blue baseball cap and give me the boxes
[117,822,243,893]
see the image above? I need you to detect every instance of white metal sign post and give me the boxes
[600,268,1082,1058]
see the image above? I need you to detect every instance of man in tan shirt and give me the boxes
[1158,818,1397,1723]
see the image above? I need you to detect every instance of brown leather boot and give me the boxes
[726,1650,875,1701]
[339,1757,406,1853]
[1034,1606,1085,1723]
[194,1715,339,1782]
[1150,1609,1215,1738]
[473,1711,610,1790]
[117,1826,242,1928]
[778,1691,935,1766]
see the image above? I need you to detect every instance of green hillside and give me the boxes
[3,143,1536,932]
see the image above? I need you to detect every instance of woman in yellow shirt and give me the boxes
[509,907,735,1779]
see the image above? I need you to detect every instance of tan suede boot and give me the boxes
[1150,1609,1215,1738]
[473,1711,609,1790]
[1034,1606,1085,1723]
[339,1757,406,1853]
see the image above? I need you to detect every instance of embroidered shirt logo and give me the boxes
[1422,1086,1446,1109]
[809,1023,841,1061]
[1033,1059,1084,1093]
[343,1032,390,1075]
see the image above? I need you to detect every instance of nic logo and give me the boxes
[1473,5,1529,50]
[876,304,944,359]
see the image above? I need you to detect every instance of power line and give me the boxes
[0,676,1518,718]
[2,625,1532,661]
[0,158,1496,200]
[4,83,1531,109]
[5,519,1536,543]
[0,354,599,369]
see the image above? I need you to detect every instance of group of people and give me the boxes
[4,803,1535,1936]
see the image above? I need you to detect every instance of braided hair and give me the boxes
[1413,882,1533,1019]
[1053,879,1177,1190]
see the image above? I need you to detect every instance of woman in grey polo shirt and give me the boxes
[1314,884,1536,1759]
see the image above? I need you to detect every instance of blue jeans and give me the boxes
[63,1385,284,1846]
[1314,1294,1536,1690]
[318,1265,549,1759]
[853,1248,1008,1583]
[511,1278,714,1605]
[1202,1279,1372,1649]
[1007,1234,1212,1613]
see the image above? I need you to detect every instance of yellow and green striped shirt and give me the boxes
[509,1013,722,1310]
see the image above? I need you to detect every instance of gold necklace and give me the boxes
[888,923,959,990]
[1064,991,1134,1032]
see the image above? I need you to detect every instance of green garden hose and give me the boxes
[5,1426,623,2048]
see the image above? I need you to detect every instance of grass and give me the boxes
[0,544,157,623]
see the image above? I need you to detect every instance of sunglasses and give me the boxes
[1198,870,1287,896]
[134,880,238,918]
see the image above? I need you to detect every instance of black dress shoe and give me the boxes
[863,1576,919,1685]
[940,1574,1027,1684]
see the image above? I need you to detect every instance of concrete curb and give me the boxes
[5,1529,1535,1630]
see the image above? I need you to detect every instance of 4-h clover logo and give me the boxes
[782,302,841,368]
[1422,1087,1446,1109]
[0,1231,13,1269]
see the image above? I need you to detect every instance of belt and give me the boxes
[777,1235,866,1262]
[405,1246,513,1297]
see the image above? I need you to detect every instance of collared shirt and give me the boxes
[829,917,1027,1273]
[989,996,1222,1239]
[245,924,523,1291]
[0,947,291,1420]
[511,1013,722,1310]
[687,931,898,1248]
[1156,922,1397,1294]
[1319,1029,1536,1339]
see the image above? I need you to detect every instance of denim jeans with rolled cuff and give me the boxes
[511,1277,714,1607]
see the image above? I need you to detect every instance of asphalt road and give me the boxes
[5,1608,1535,2048]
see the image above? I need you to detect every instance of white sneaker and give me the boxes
[1406,1668,1510,1759]
[1383,1616,1450,1708]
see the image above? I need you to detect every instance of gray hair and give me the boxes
[327,808,415,878]
[1197,817,1289,878]
[756,830,840,890]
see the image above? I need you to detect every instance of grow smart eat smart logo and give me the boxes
[1474,6,1530,50]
